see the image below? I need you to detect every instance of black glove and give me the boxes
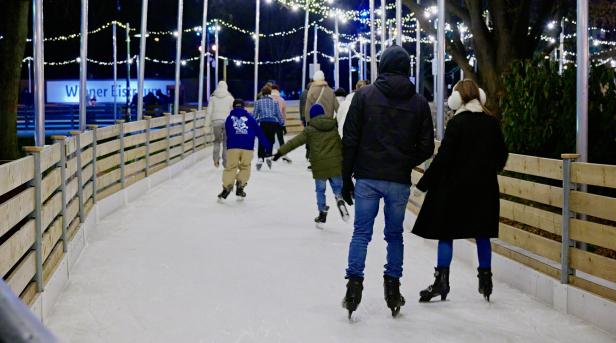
[272,152,282,161]
[341,178,355,206]
[282,126,287,135]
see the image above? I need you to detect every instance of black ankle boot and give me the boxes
[419,267,450,302]
[383,275,406,317]
[342,277,363,319]
[477,268,493,301]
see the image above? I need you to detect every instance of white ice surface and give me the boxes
[46,148,616,343]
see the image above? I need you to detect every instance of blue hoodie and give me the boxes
[225,108,272,151]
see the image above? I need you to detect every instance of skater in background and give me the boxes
[412,79,509,302]
[336,80,369,138]
[253,85,284,171]
[305,70,339,119]
[270,84,292,163]
[334,88,348,109]
[273,104,349,227]
[218,99,271,201]
[341,45,435,318]
[207,81,235,168]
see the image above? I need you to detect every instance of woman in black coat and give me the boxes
[412,79,508,302]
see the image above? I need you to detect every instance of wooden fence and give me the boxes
[0,110,209,306]
[408,144,616,302]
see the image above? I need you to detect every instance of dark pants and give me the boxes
[258,122,278,159]
[276,125,285,147]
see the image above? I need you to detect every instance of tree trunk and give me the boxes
[0,0,29,161]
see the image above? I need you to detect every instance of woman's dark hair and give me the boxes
[334,88,348,97]
[271,84,280,91]
[233,99,245,108]
[261,85,272,96]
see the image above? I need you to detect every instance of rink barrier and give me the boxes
[408,148,616,303]
[0,110,210,311]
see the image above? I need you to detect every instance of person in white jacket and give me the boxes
[336,80,369,138]
[207,81,235,167]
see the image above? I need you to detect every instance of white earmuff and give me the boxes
[447,91,463,110]
[479,88,487,105]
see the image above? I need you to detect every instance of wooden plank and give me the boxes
[41,167,61,202]
[67,217,80,242]
[83,181,94,201]
[571,162,616,189]
[569,275,616,303]
[570,248,616,284]
[80,147,93,167]
[20,282,38,306]
[498,222,561,263]
[150,151,167,166]
[184,121,195,132]
[150,140,168,153]
[125,171,146,188]
[65,178,78,206]
[96,153,121,173]
[184,111,195,122]
[170,115,184,124]
[126,159,146,176]
[97,139,121,157]
[97,183,122,201]
[150,128,168,141]
[124,133,147,148]
[570,218,616,251]
[0,220,35,277]
[150,116,167,128]
[40,144,61,172]
[184,141,194,152]
[126,146,147,161]
[169,146,183,159]
[169,126,183,137]
[570,190,616,222]
[66,156,78,180]
[41,193,62,230]
[169,135,183,148]
[6,251,36,298]
[41,217,62,262]
[66,198,80,226]
[0,156,34,197]
[43,242,64,285]
[504,154,563,180]
[498,175,563,208]
[0,188,34,238]
[80,130,94,148]
[149,163,167,175]
[123,120,147,134]
[84,197,94,217]
[491,242,561,279]
[97,168,121,191]
[97,124,121,140]
[81,163,94,186]
[65,136,78,156]
[500,199,562,236]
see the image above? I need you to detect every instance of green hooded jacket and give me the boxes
[277,115,342,180]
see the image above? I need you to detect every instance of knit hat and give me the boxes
[313,70,325,81]
[309,104,325,119]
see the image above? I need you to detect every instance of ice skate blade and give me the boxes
[390,307,401,317]
[315,223,325,230]
[341,214,350,223]
[236,197,245,201]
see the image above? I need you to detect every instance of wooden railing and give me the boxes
[409,145,616,302]
[0,110,209,306]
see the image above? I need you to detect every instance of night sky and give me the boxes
[22,0,378,100]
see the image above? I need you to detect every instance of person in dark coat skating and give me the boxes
[341,45,435,318]
[412,79,509,302]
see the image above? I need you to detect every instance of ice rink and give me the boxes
[46,148,616,342]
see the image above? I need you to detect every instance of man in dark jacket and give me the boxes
[341,45,435,318]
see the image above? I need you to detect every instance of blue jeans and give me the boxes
[437,239,492,269]
[315,177,343,212]
[346,179,410,279]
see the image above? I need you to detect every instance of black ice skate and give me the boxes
[266,158,273,170]
[217,186,233,202]
[419,267,450,302]
[477,268,493,302]
[256,158,264,171]
[314,206,329,229]
[342,277,364,319]
[236,182,246,200]
[336,196,350,222]
[282,156,292,163]
[384,275,406,317]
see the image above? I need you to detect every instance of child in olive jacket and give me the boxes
[274,104,349,226]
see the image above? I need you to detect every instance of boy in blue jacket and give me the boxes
[218,99,271,200]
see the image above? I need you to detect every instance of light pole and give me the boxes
[214,23,220,85]
[348,44,353,91]
[576,0,589,162]
[369,0,377,82]
[334,12,340,89]
[173,0,184,115]
[112,22,118,120]
[125,23,131,119]
[197,0,209,111]
[33,0,45,146]
[559,18,565,75]
[436,0,445,140]
[302,2,310,89]
[380,0,386,53]
[313,23,318,75]
[137,0,148,120]
[254,0,261,102]
[79,0,88,131]
[395,0,402,46]
[415,2,421,93]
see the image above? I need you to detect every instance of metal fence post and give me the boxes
[180,111,186,159]
[87,125,98,203]
[560,153,579,284]
[144,116,152,176]
[51,137,68,253]
[116,120,126,187]
[165,113,171,165]
[70,132,85,223]
[24,147,44,292]
[191,111,197,155]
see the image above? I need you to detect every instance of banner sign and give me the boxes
[46,79,175,104]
